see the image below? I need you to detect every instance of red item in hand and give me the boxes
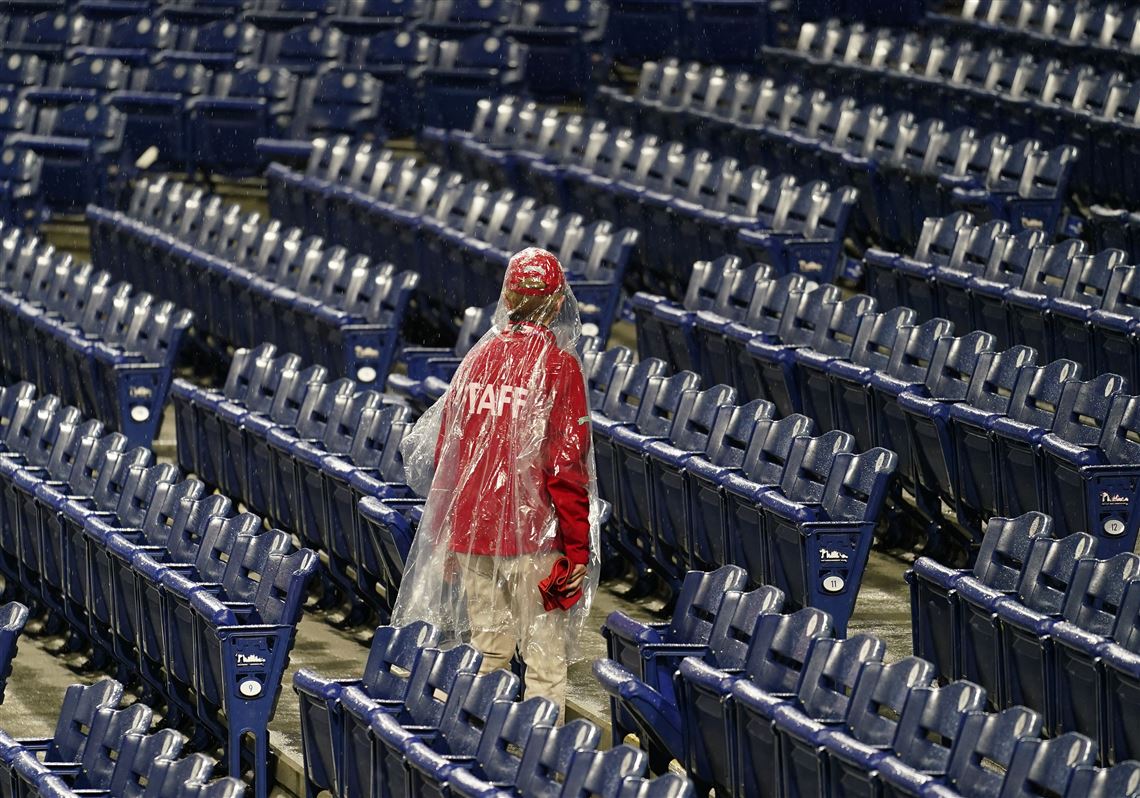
[538,556,582,612]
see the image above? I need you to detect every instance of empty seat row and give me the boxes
[597,59,1076,248]
[0,678,246,798]
[87,177,417,388]
[0,382,319,798]
[586,334,896,632]
[910,511,1140,767]
[426,96,859,291]
[0,222,192,446]
[865,211,1138,385]
[293,620,695,798]
[630,254,1140,557]
[762,20,1137,206]
[263,139,636,340]
[928,0,1140,75]
[171,342,415,627]
[597,564,1140,798]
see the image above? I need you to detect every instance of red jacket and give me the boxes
[435,322,592,566]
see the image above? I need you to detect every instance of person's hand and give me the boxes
[564,563,588,593]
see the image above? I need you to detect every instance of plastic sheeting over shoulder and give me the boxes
[392,248,602,662]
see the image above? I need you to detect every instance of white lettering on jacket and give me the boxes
[466,382,529,417]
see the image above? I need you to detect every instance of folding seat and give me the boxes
[1089,263,1140,391]
[687,263,770,389]
[258,24,346,75]
[418,0,513,36]
[557,744,649,798]
[633,384,737,583]
[931,218,1010,336]
[71,15,176,66]
[897,330,999,528]
[867,317,953,493]
[685,1,770,66]
[986,531,1095,721]
[1038,373,1129,541]
[997,733,1099,797]
[876,117,948,247]
[591,357,668,523]
[244,0,340,30]
[1048,248,1127,371]
[1,12,91,59]
[864,211,973,321]
[187,66,298,175]
[677,608,834,796]
[348,30,428,134]
[734,633,886,798]
[792,294,877,432]
[1045,551,1140,746]
[742,282,840,418]
[1000,238,1083,360]
[369,668,519,798]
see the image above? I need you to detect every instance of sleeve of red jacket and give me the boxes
[544,352,592,567]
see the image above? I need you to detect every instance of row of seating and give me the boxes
[761,20,1138,206]
[596,564,1140,798]
[865,211,1138,385]
[0,382,319,798]
[928,0,1140,74]
[262,139,636,339]
[585,332,896,632]
[295,621,695,798]
[171,342,415,627]
[424,96,859,291]
[630,254,1140,557]
[1,677,249,798]
[910,511,1140,767]
[596,59,1077,248]
[87,176,418,387]
[0,221,191,446]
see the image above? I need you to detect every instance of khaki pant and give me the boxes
[461,553,568,720]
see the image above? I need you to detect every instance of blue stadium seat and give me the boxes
[71,15,176,65]
[1,12,91,60]
[257,24,346,74]
[792,293,878,432]
[1003,240,1086,361]
[602,0,684,61]
[110,61,211,167]
[187,66,297,174]
[0,149,43,228]
[503,0,599,100]
[419,34,525,131]
[998,733,1098,797]
[350,30,429,134]
[330,0,425,34]
[167,20,263,69]
[686,0,771,65]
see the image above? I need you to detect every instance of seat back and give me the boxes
[633,371,702,437]
[402,644,482,726]
[945,706,1041,797]
[972,511,1055,589]
[742,273,813,337]
[777,430,855,504]
[923,331,996,400]
[963,346,1039,415]
[666,564,749,642]
[885,318,955,384]
[360,621,440,698]
[776,284,842,348]
[820,447,898,523]
[701,400,776,468]
[1000,734,1097,798]
[80,704,155,789]
[560,745,647,798]
[435,669,522,758]
[889,682,987,773]
[743,608,833,696]
[706,586,785,670]
[809,294,876,359]
[913,211,974,266]
[52,678,125,760]
[582,346,633,410]
[1006,358,1082,429]
[601,357,668,425]
[741,414,815,486]
[981,228,1047,287]
[1016,533,1098,614]
[1017,240,1085,300]
[842,656,935,744]
[108,729,186,798]
[1060,249,1127,310]
[473,697,560,784]
[1049,373,1128,446]
[795,634,886,723]
[847,306,920,372]
[1061,552,1140,635]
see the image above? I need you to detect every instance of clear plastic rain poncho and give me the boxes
[392,248,603,671]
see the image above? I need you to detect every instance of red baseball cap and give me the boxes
[504,247,565,297]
